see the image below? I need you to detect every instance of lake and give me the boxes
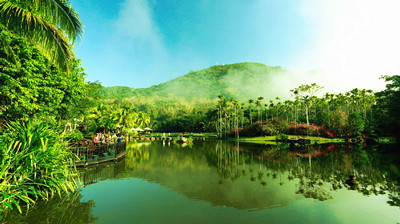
[3,140,400,223]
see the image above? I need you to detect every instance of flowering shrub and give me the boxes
[287,123,336,138]
[238,121,264,137]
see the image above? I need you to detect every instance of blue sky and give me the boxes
[71,0,400,92]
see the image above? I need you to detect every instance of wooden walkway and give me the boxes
[71,142,127,167]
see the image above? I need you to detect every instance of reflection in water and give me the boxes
[3,140,400,223]
[120,140,400,210]
[127,141,399,208]
[2,191,97,224]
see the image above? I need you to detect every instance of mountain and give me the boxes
[99,62,295,102]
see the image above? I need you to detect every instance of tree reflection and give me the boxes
[2,191,97,224]
[208,141,400,203]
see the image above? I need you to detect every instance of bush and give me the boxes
[287,123,335,138]
[262,122,276,136]
[277,133,289,141]
[238,121,264,137]
[0,120,79,216]
[62,129,84,143]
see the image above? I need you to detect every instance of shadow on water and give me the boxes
[3,140,400,222]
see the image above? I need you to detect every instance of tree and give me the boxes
[0,26,93,127]
[248,99,254,124]
[291,83,323,132]
[374,75,400,139]
[257,96,264,122]
[347,112,365,138]
[0,0,83,70]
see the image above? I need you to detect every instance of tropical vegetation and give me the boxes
[1,0,400,217]
[100,71,400,142]
[0,0,83,70]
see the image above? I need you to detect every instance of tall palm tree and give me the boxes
[248,99,254,125]
[257,96,264,122]
[0,0,83,70]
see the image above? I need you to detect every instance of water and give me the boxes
[3,141,400,223]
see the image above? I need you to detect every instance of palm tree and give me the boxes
[257,96,264,122]
[118,105,138,128]
[248,99,254,124]
[0,0,83,70]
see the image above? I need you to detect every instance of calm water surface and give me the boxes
[4,140,400,223]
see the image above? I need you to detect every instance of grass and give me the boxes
[143,132,218,138]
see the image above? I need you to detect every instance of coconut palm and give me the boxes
[0,0,83,70]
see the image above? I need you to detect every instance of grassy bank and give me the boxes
[231,135,346,144]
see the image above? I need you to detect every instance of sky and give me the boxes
[70,0,400,93]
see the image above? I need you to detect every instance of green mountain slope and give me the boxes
[99,62,292,101]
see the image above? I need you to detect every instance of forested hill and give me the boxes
[99,62,293,101]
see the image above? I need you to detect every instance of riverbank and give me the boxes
[229,135,397,145]
[229,135,344,144]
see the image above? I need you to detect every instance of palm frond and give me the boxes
[0,0,83,70]
[36,0,83,43]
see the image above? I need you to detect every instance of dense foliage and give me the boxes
[0,0,83,70]
[0,3,87,215]
[0,120,78,216]
[99,72,400,142]
[374,75,400,140]
[98,63,399,141]
[0,25,100,128]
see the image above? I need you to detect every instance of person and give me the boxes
[163,132,166,138]
[117,136,123,144]
[94,134,99,144]
[101,134,105,144]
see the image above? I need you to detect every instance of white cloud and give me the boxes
[292,0,400,92]
[114,0,165,54]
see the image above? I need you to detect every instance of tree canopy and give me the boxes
[0,25,98,127]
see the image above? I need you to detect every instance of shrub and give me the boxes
[62,129,84,143]
[277,133,289,141]
[262,122,276,136]
[238,121,264,137]
[0,120,79,216]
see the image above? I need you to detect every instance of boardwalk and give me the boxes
[71,142,127,167]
